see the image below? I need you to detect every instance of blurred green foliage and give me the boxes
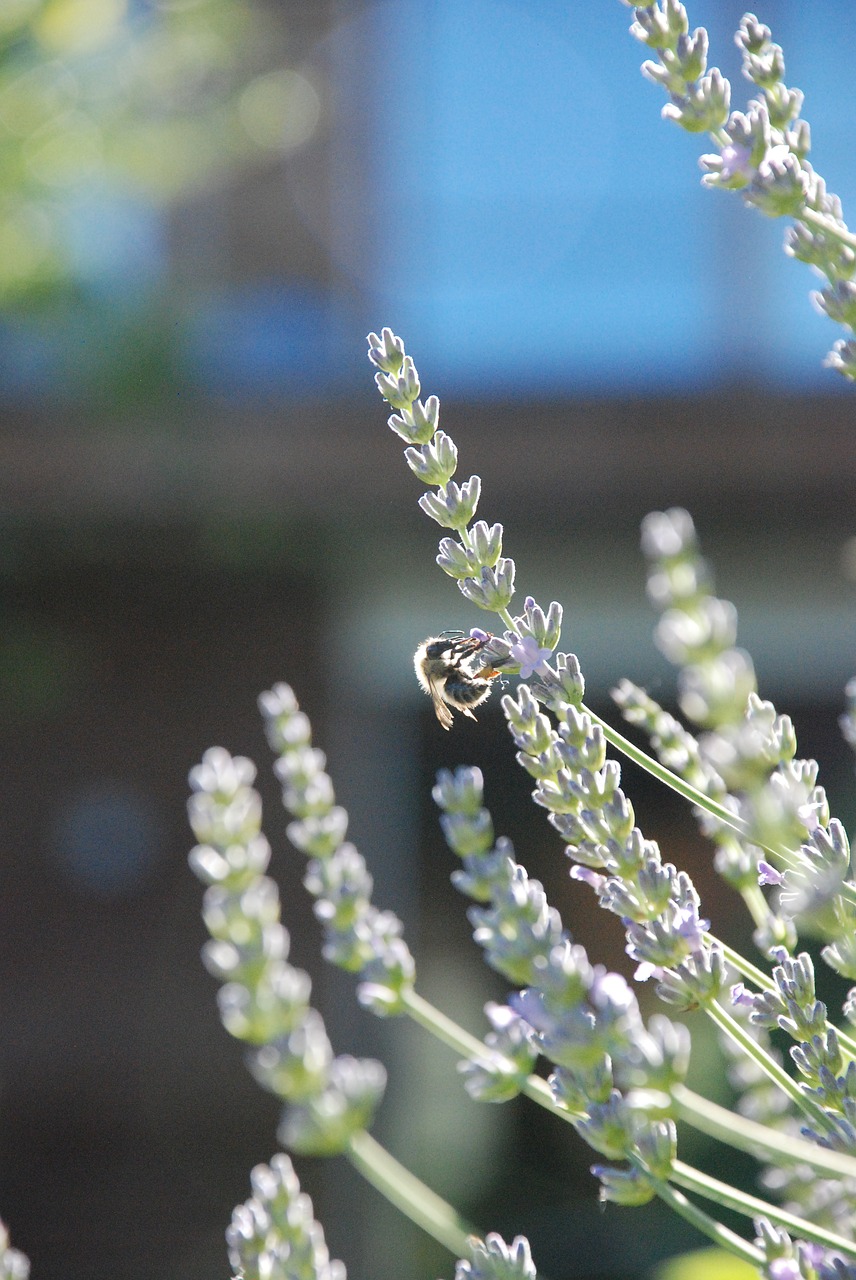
[0,0,320,302]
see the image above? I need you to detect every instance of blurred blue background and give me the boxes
[0,2,855,1280]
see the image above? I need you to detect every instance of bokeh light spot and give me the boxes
[238,67,321,153]
[51,781,164,896]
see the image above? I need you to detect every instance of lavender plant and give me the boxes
[175,6,856,1280]
[621,3,856,379]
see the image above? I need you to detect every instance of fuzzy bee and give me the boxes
[413,633,502,730]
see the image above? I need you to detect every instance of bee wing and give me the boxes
[426,674,455,730]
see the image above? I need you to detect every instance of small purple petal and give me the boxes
[768,1260,800,1280]
[758,860,784,887]
[570,865,606,893]
[730,983,755,1008]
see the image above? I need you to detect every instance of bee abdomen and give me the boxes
[444,676,492,709]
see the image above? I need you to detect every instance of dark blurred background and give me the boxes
[0,1,855,1278]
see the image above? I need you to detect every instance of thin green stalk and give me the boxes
[586,708,758,841]
[347,1129,474,1257]
[645,1178,764,1267]
[705,999,831,1135]
[403,987,856,1253]
[738,882,772,932]
[585,707,856,911]
[674,1084,856,1180]
[716,939,776,992]
[670,1159,856,1259]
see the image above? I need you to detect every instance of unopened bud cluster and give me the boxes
[187,747,386,1155]
[624,4,856,379]
[433,764,691,1205]
[500,682,720,1011]
[633,508,856,958]
[228,1153,346,1280]
[259,682,415,1017]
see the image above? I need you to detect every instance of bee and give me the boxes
[413,633,502,730]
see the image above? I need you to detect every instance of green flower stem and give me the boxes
[670,1158,856,1259]
[405,984,856,1180]
[585,709,756,840]
[737,882,772,932]
[347,1129,475,1257]
[645,1178,764,1268]
[673,1083,856,1180]
[585,709,856,912]
[403,989,856,1255]
[716,938,776,992]
[705,999,832,1135]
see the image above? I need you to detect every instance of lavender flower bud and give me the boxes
[459,1004,539,1103]
[357,931,416,1015]
[824,339,856,381]
[641,506,697,560]
[551,1059,613,1111]
[459,558,516,610]
[591,1163,655,1207]
[404,430,458,486]
[502,685,556,755]
[469,520,503,568]
[387,395,440,445]
[374,354,420,409]
[305,845,374,932]
[455,1233,536,1280]
[244,1155,346,1280]
[634,1118,677,1181]
[813,280,856,330]
[745,150,808,217]
[661,70,730,134]
[736,15,771,57]
[529,651,585,710]
[654,945,726,1010]
[259,684,312,752]
[822,928,856,984]
[642,53,691,98]
[436,523,503,579]
[287,808,349,860]
[189,833,272,889]
[418,475,481,531]
[575,1092,636,1160]
[700,105,771,190]
[247,1008,332,1099]
[436,537,478,579]
[470,865,567,986]
[441,809,495,858]
[366,327,405,374]
[278,1055,388,1156]
[629,1,688,52]
[0,1223,29,1280]
[786,118,811,160]
[433,765,485,815]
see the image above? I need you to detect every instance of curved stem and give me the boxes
[671,1159,856,1259]
[646,1178,764,1267]
[674,1084,856,1180]
[586,706,856,911]
[347,1129,474,1257]
[705,999,831,1134]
